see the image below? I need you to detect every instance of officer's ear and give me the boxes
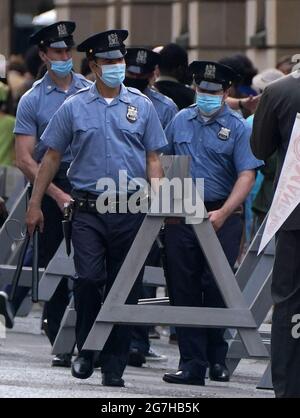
[223,88,230,100]
[38,47,48,63]
[89,58,101,76]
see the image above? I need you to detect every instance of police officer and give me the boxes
[125,48,178,128]
[3,21,91,366]
[25,29,167,387]
[162,61,263,385]
[124,47,177,366]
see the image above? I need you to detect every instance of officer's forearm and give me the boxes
[147,151,164,193]
[17,148,68,202]
[29,149,62,208]
[221,170,255,218]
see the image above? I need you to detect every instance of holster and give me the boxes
[62,200,74,256]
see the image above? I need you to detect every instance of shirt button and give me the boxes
[47,86,52,89]
[107,154,111,158]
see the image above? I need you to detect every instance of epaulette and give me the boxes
[147,88,175,106]
[127,86,151,101]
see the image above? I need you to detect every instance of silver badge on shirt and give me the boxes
[218,127,231,141]
[127,105,138,123]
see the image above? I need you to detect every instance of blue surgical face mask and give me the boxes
[50,58,73,78]
[196,92,224,116]
[96,63,126,88]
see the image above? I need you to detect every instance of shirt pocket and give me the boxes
[119,118,144,135]
[73,117,101,133]
[204,133,234,155]
[173,131,193,154]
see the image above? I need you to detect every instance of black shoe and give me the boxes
[127,349,146,367]
[0,291,14,329]
[71,356,94,379]
[163,370,205,386]
[102,372,125,387]
[209,364,230,382]
[52,353,72,368]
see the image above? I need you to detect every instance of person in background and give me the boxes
[154,43,195,110]
[0,82,16,167]
[248,68,284,236]
[219,54,258,118]
[276,55,293,75]
[125,47,178,128]
[244,68,284,242]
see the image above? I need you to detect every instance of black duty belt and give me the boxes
[72,190,148,214]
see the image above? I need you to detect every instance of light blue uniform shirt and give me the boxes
[41,83,168,193]
[14,71,92,163]
[144,87,178,128]
[163,104,263,202]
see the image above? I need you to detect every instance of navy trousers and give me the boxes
[71,210,145,376]
[164,214,243,378]
[271,229,300,398]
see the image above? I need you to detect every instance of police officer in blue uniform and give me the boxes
[25,29,167,387]
[124,47,177,367]
[124,48,178,128]
[4,21,91,367]
[162,61,263,386]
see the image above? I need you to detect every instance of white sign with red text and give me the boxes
[259,113,300,254]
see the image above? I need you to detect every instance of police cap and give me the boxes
[125,48,160,74]
[30,21,76,48]
[189,60,239,92]
[77,30,128,59]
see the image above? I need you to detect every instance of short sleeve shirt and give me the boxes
[14,71,92,163]
[41,83,168,193]
[163,104,264,201]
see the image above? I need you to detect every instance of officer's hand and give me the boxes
[55,192,72,212]
[240,95,261,114]
[26,205,44,236]
[208,209,227,231]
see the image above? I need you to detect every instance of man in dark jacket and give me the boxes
[154,43,195,110]
[250,70,300,398]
